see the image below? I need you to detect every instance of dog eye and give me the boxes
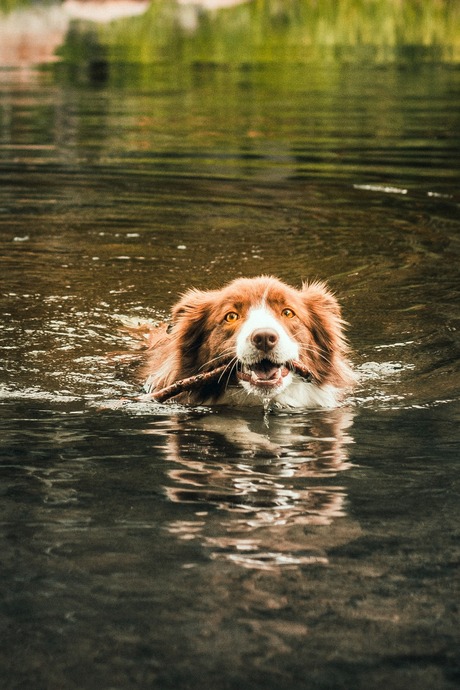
[282,308,295,318]
[224,311,239,323]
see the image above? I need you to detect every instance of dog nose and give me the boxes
[251,328,279,352]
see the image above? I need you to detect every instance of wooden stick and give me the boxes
[140,364,230,403]
[137,360,312,403]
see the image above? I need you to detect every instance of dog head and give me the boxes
[168,276,351,402]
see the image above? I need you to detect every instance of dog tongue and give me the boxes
[250,360,281,381]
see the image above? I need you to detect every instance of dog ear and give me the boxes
[301,281,351,384]
[170,289,214,372]
[171,288,211,324]
[137,290,213,392]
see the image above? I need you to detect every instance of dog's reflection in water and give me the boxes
[152,407,360,569]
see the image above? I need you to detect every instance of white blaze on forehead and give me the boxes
[236,304,299,363]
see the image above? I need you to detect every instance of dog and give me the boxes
[133,275,353,408]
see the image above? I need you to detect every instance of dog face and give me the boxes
[235,303,300,395]
[166,276,351,404]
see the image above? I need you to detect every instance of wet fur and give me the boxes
[134,276,353,407]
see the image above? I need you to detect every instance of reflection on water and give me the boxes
[160,408,356,569]
[0,2,459,688]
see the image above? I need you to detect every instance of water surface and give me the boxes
[0,2,459,688]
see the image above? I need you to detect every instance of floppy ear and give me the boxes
[170,288,214,375]
[301,281,352,385]
[172,288,210,322]
[139,288,218,394]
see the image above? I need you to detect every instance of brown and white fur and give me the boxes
[136,276,353,408]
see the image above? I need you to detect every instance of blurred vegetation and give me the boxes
[0,0,54,10]
[1,0,459,65]
[72,0,460,64]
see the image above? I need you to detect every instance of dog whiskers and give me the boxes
[198,349,234,372]
[217,357,238,389]
[297,341,332,365]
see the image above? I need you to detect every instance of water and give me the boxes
[1,2,460,688]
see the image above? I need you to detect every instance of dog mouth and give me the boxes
[237,358,290,389]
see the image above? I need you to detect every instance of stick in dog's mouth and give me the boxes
[138,360,313,403]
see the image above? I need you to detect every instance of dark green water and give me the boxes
[0,2,459,688]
